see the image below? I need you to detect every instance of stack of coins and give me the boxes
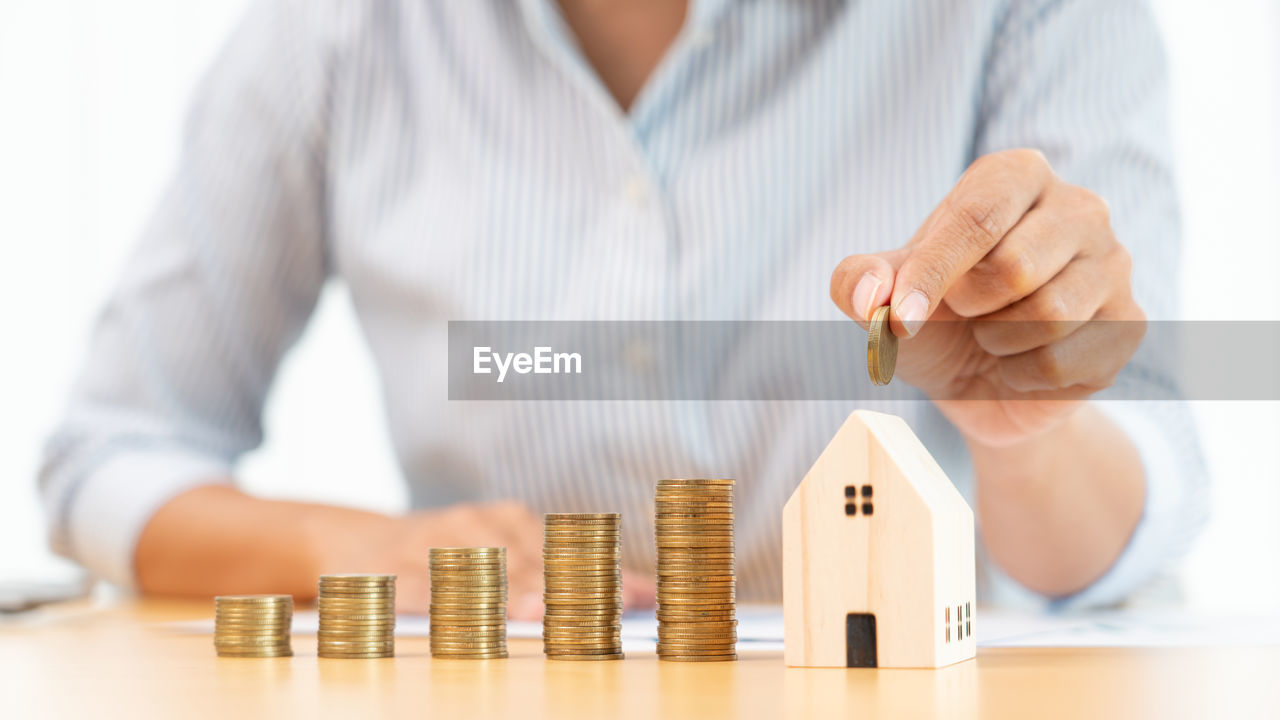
[655,478,737,661]
[317,574,396,659]
[429,547,508,659]
[213,594,293,658]
[542,513,624,661]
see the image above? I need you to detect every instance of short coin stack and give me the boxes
[542,513,624,661]
[429,547,508,659]
[655,478,737,661]
[213,594,293,658]
[317,574,396,659]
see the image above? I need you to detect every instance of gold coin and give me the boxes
[654,518,733,526]
[544,643,622,651]
[657,654,737,662]
[429,643,508,651]
[658,631,738,640]
[215,632,293,645]
[544,629,623,637]
[429,547,505,555]
[215,607,292,615]
[547,653,624,661]
[429,574,506,580]
[656,579,734,587]
[867,304,897,385]
[655,607,737,620]
[654,572,734,582]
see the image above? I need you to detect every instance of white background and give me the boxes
[1,1,1277,611]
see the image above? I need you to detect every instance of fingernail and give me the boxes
[896,291,930,337]
[851,273,883,321]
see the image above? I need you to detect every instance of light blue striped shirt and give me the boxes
[41,0,1206,606]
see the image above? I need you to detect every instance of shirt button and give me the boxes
[622,175,650,206]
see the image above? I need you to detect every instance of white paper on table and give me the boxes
[166,606,1280,651]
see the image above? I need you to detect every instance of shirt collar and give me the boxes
[517,0,736,47]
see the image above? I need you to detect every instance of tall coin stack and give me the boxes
[213,594,293,658]
[655,478,737,661]
[542,513,624,661]
[317,574,396,659]
[429,547,508,659]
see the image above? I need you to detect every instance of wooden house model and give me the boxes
[782,410,976,668]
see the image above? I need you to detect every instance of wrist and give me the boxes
[959,400,1089,453]
[965,404,1092,497]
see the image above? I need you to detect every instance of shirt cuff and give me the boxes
[1046,401,1190,611]
[64,450,231,589]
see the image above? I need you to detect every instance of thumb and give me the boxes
[830,247,909,328]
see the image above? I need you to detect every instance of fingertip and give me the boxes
[832,255,896,324]
[851,272,892,324]
[892,290,930,338]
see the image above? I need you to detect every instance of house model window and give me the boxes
[844,485,874,516]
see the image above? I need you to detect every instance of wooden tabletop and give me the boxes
[4,599,1277,719]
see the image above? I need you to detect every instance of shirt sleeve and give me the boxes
[37,0,335,588]
[973,0,1209,608]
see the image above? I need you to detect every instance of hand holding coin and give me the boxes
[829,148,1146,447]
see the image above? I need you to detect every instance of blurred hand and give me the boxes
[831,149,1145,447]
[311,500,656,619]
